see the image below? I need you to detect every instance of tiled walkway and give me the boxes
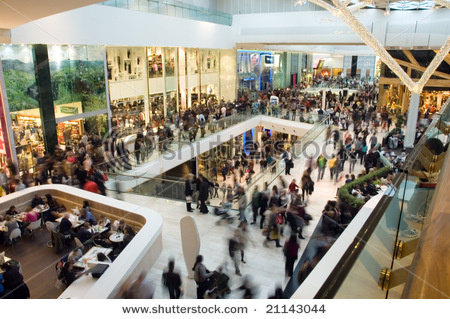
[118,128,373,299]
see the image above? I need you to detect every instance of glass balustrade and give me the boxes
[312,99,449,299]
[100,0,233,26]
[104,114,330,211]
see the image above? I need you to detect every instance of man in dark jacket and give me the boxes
[198,175,212,214]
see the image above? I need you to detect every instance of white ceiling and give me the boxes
[0,0,103,29]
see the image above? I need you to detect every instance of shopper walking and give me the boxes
[162,260,182,299]
[283,234,300,277]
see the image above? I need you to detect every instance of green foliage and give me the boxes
[395,114,404,130]
[3,69,39,111]
[51,60,107,112]
[338,166,391,209]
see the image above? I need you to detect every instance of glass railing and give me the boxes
[100,0,233,26]
[105,114,331,211]
[241,115,330,208]
[303,99,449,299]
[96,109,326,174]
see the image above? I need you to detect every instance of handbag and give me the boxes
[186,196,192,203]
[55,278,63,289]
[275,213,283,225]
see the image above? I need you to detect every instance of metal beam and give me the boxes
[393,58,450,80]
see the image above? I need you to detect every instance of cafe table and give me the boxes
[109,232,124,243]
[56,213,84,228]
[74,246,112,269]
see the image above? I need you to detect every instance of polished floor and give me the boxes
[1,127,373,299]
[119,130,367,299]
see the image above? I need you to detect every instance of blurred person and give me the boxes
[67,248,83,264]
[1,262,30,298]
[268,286,284,299]
[251,185,261,225]
[162,260,182,299]
[184,173,195,212]
[192,255,215,299]
[235,186,248,226]
[283,234,300,277]
[79,207,97,225]
[123,272,154,299]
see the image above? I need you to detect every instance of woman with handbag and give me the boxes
[263,204,282,248]
[192,255,215,299]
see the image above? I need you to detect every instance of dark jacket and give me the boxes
[199,180,210,201]
[185,179,195,197]
[59,217,72,235]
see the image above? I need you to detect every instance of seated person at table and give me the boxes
[23,206,38,223]
[112,219,126,233]
[5,215,20,239]
[122,225,135,249]
[1,262,30,299]
[59,213,76,239]
[5,206,18,216]
[97,252,112,263]
[45,194,61,219]
[31,194,44,209]
[77,222,94,244]
[82,200,91,213]
[22,206,39,229]
[98,215,111,233]
[67,248,83,264]
[46,194,59,209]
[79,208,96,225]
[58,262,84,287]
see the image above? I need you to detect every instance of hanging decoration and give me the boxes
[306,0,450,94]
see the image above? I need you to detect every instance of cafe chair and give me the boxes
[74,237,84,251]
[9,228,22,246]
[46,221,58,248]
[27,219,42,238]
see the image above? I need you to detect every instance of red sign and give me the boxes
[0,87,12,158]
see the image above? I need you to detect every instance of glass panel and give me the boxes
[48,45,107,115]
[219,49,237,102]
[0,44,42,171]
[147,47,163,78]
[200,49,219,106]
[107,47,147,136]
[138,0,148,12]
[116,0,129,9]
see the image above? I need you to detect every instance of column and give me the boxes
[144,47,150,125]
[178,48,187,111]
[404,92,420,149]
[174,48,179,113]
[162,48,167,117]
[298,53,303,83]
[218,50,222,102]
[32,44,57,155]
[103,46,112,132]
[285,52,291,88]
[322,90,327,109]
